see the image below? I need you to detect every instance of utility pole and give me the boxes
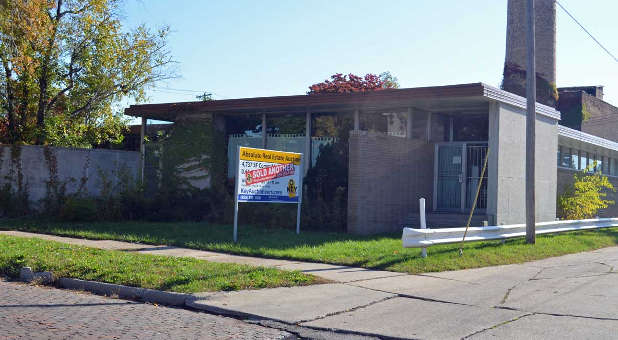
[525,0,536,244]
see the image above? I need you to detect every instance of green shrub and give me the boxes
[558,165,615,220]
[0,183,29,217]
[59,197,98,222]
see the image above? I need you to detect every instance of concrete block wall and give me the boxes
[488,102,558,225]
[0,145,139,206]
[557,168,618,218]
[347,131,433,234]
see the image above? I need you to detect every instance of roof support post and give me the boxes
[406,107,414,139]
[261,112,267,148]
[139,117,146,184]
[305,110,312,175]
[354,109,360,131]
[426,112,432,143]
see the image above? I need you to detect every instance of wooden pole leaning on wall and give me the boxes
[459,147,490,256]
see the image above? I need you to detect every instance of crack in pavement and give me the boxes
[499,267,546,305]
[532,311,618,322]
[529,271,617,281]
[343,283,475,307]
[489,307,618,321]
[411,273,479,284]
[342,273,410,284]
[295,295,399,324]
[461,312,535,339]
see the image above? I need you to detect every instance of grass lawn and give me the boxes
[0,235,321,293]
[2,219,618,274]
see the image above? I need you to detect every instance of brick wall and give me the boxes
[347,131,434,234]
[557,168,618,218]
[581,93,618,142]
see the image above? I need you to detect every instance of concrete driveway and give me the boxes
[189,246,618,339]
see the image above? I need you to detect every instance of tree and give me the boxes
[308,72,399,95]
[0,0,175,147]
[558,164,615,220]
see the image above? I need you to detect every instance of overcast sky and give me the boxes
[121,0,618,118]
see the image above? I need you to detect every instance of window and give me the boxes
[557,146,578,169]
[561,148,572,168]
[452,115,488,141]
[580,152,588,170]
[570,148,578,169]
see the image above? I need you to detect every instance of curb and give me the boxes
[56,278,191,306]
[14,273,382,339]
[185,298,263,319]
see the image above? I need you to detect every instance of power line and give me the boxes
[151,86,229,99]
[153,86,204,93]
[555,0,617,62]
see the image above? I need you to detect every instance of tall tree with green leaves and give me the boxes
[0,0,174,147]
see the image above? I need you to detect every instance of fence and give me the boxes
[402,218,618,248]
[227,134,335,177]
[0,144,140,206]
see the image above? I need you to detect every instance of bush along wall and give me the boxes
[558,165,616,220]
[1,113,351,231]
[141,115,232,222]
[0,145,29,217]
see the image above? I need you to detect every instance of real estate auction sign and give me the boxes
[237,147,302,203]
[233,146,303,242]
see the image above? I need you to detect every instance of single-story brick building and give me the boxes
[125,82,618,234]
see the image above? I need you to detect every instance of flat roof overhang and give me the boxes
[558,125,618,156]
[124,82,560,122]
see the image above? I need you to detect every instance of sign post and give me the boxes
[233,146,241,243]
[296,156,304,235]
[233,146,303,243]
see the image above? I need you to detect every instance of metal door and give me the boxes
[465,144,488,211]
[436,144,464,210]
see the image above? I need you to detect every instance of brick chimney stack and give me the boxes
[503,0,557,106]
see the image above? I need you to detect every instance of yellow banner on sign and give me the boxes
[239,146,301,165]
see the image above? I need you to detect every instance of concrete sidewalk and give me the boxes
[3,230,618,339]
[0,230,403,283]
[187,247,618,339]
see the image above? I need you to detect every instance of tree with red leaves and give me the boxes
[308,72,399,95]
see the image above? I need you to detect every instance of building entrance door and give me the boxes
[434,143,488,212]
[436,144,464,211]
